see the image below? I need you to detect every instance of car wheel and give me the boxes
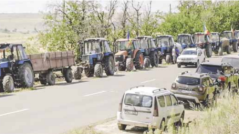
[118,123,127,130]
[160,119,166,131]
[177,63,181,68]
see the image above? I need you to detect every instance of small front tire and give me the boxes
[118,123,127,130]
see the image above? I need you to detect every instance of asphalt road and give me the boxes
[0,55,226,134]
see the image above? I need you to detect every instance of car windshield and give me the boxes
[84,40,101,54]
[124,94,152,108]
[176,76,200,85]
[178,36,191,45]
[194,34,205,44]
[0,48,12,62]
[211,33,219,42]
[181,50,196,55]
[222,58,239,68]
[137,38,148,49]
[116,41,134,51]
[156,37,170,47]
[196,65,222,74]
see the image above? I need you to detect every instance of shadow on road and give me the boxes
[0,94,13,98]
[125,127,147,134]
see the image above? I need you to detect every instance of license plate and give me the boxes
[125,110,138,115]
[181,90,192,94]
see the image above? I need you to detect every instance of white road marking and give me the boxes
[84,91,106,97]
[0,109,29,117]
[141,79,156,84]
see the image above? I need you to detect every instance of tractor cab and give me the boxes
[234,30,239,39]
[80,38,115,77]
[155,35,174,56]
[222,31,238,52]
[177,34,195,49]
[211,32,220,52]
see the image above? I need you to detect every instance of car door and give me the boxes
[155,95,167,127]
[164,95,174,124]
[170,94,182,122]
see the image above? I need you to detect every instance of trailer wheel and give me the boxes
[3,74,14,92]
[73,67,82,80]
[64,68,73,83]
[39,73,47,85]
[105,56,115,76]
[46,71,55,85]
[18,63,34,88]
[94,63,103,77]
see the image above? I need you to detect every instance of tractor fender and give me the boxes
[132,50,140,59]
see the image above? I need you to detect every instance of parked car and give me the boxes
[171,72,218,108]
[117,86,184,131]
[177,48,206,68]
[222,55,239,72]
[196,61,239,94]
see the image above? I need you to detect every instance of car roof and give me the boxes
[179,72,208,79]
[125,86,172,96]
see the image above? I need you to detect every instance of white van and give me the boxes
[117,86,184,130]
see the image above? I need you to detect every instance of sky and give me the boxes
[0,0,179,13]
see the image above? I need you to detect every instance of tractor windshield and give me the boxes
[211,33,219,42]
[194,34,205,44]
[116,41,134,51]
[156,37,170,48]
[235,31,239,39]
[223,32,232,39]
[0,48,12,62]
[138,38,148,49]
[178,36,191,45]
[84,41,101,54]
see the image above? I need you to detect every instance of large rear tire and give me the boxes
[3,74,14,92]
[18,63,34,88]
[118,123,127,130]
[233,42,238,52]
[126,58,134,71]
[166,54,171,64]
[150,51,159,67]
[206,44,212,58]
[84,68,93,77]
[46,71,55,85]
[135,52,144,70]
[105,56,115,76]
[94,63,103,77]
[64,68,73,83]
[73,67,82,80]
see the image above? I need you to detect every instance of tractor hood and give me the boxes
[0,62,9,68]
[115,51,128,57]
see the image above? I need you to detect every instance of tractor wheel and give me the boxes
[172,55,177,64]
[46,71,55,85]
[3,74,14,92]
[226,46,231,54]
[39,73,47,85]
[104,56,115,76]
[144,58,150,68]
[64,68,73,83]
[233,42,238,52]
[0,83,3,92]
[73,67,82,80]
[206,44,212,58]
[118,65,126,71]
[159,59,162,64]
[219,47,223,56]
[135,52,144,70]
[166,54,171,64]
[84,68,93,77]
[150,51,159,67]
[18,63,34,88]
[126,58,134,71]
[94,63,103,77]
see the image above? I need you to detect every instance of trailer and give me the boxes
[28,51,79,85]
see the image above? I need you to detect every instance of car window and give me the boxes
[202,78,209,86]
[157,96,165,107]
[171,95,178,105]
[196,65,222,74]
[124,94,152,108]
[176,76,200,85]
[165,95,172,106]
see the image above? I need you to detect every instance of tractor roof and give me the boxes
[156,35,173,38]
[194,32,205,35]
[178,34,191,36]
[84,38,108,41]
[0,43,23,49]
[116,38,137,42]
[136,36,153,39]
[223,31,232,33]
[211,32,219,34]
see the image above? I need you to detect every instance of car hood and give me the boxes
[178,55,197,59]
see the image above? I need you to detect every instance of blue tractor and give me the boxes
[223,31,238,52]
[210,32,221,55]
[155,35,178,64]
[135,36,159,68]
[0,44,34,92]
[177,34,196,49]
[79,38,115,77]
